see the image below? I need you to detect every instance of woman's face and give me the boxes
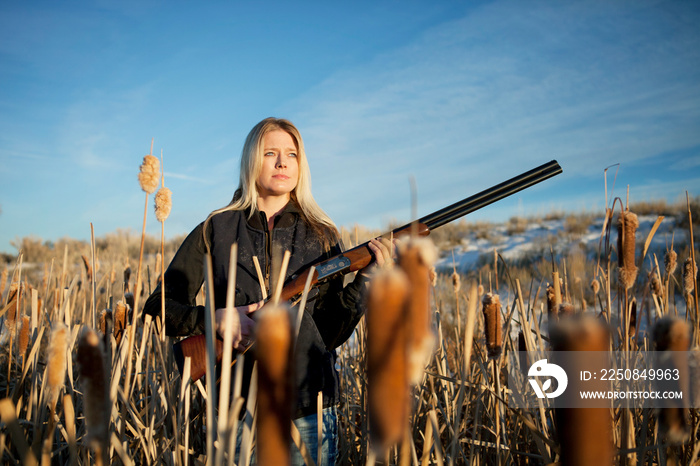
[256,129,299,200]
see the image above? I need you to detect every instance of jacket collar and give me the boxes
[246,200,301,231]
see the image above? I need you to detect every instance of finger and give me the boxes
[376,238,392,259]
[368,240,384,267]
[245,300,264,314]
[371,238,393,267]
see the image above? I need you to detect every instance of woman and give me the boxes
[144,117,391,465]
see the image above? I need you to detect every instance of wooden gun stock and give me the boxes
[172,160,562,381]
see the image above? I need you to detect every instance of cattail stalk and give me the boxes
[256,304,293,466]
[154,152,172,342]
[367,267,410,453]
[77,329,110,465]
[451,269,461,335]
[125,140,159,393]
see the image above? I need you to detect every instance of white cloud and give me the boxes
[281,1,700,227]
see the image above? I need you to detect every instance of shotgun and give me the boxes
[173,160,563,381]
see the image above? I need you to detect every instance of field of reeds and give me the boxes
[0,155,699,465]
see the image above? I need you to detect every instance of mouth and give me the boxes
[272,174,289,180]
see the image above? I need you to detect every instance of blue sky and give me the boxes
[1,0,699,255]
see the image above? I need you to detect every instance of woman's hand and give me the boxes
[214,300,263,350]
[361,237,396,277]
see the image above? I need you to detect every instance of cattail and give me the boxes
[649,271,663,299]
[18,315,30,357]
[682,257,697,295]
[664,249,678,277]
[550,316,612,466]
[399,238,438,384]
[4,282,20,332]
[154,186,172,222]
[617,210,639,290]
[428,267,437,287]
[546,283,558,322]
[114,300,128,346]
[99,310,112,336]
[652,316,690,352]
[124,292,134,313]
[477,283,484,296]
[591,278,600,295]
[0,268,7,299]
[46,323,68,410]
[255,304,293,466]
[81,254,93,282]
[451,271,460,293]
[138,154,160,194]
[367,267,410,451]
[77,329,109,462]
[482,293,502,358]
[123,266,131,293]
[652,317,691,443]
[558,302,574,318]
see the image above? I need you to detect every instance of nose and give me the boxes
[276,155,286,168]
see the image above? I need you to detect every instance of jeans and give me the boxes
[291,406,338,466]
[235,406,338,466]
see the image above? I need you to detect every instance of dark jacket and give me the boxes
[144,201,367,417]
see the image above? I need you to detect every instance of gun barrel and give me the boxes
[418,160,562,230]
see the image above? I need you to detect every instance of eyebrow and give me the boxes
[264,146,297,152]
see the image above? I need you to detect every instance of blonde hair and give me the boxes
[205,118,338,250]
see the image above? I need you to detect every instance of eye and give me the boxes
[264,151,275,157]
[288,152,297,158]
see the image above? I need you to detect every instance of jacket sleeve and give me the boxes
[309,243,370,350]
[143,222,207,337]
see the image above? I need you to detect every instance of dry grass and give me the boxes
[1,178,699,465]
